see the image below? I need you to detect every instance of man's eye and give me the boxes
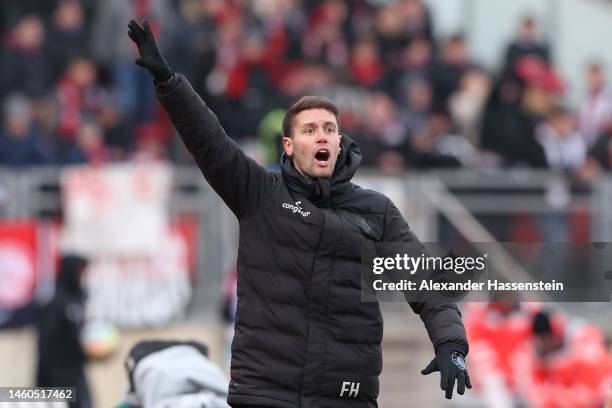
[305,128,314,134]
[325,128,335,133]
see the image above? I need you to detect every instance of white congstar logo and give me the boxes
[281,200,310,217]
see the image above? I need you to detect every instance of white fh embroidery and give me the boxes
[339,381,360,397]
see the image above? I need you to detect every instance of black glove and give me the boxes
[128,19,174,82]
[421,349,472,399]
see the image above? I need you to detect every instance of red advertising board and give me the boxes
[0,221,37,309]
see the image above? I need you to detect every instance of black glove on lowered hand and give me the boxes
[421,349,472,399]
[128,19,174,83]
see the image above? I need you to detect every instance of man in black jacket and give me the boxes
[128,20,471,408]
[37,254,91,408]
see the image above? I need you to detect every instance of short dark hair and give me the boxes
[282,96,340,138]
[532,311,553,336]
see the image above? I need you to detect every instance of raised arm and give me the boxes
[381,200,471,399]
[128,20,271,219]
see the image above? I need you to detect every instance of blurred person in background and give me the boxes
[257,108,286,168]
[396,0,434,43]
[129,19,471,406]
[119,340,230,407]
[55,57,105,143]
[200,5,290,140]
[480,76,546,167]
[0,0,47,34]
[275,63,335,103]
[448,68,492,147]
[504,16,551,76]
[399,79,433,140]
[534,106,584,241]
[374,0,432,66]
[536,106,586,172]
[47,0,89,83]
[409,110,465,168]
[216,27,283,139]
[516,311,612,408]
[585,121,612,172]
[429,33,474,113]
[387,36,434,106]
[516,56,565,120]
[130,121,171,161]
[0,15,51,98]
[59,119,109,165]
[578,62,612,149]
[464,297,537,408]
[37,254,91,408]
[352,92,407,171]
[165,0,218,100]
[249,0,307,63]
[348,37,385,89]
[97,97,133,160]
[90,0,177,124]
[0,94,52,166]
[341,0,376,42]
[0,0,65,29]
[373,2,407,64]
[302,0,350,68]
[485,52,564,170]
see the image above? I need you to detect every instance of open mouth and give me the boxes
[315,149,330,164]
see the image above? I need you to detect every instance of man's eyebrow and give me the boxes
[299,121,337,128]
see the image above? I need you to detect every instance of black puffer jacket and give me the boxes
[157,74,468,408]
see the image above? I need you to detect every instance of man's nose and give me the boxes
[315,129,330,143]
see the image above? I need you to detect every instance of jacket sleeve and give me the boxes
[156,74,271,219]
[381,199,469,355]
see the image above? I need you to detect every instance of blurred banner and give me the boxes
[60,162,171,256]
[84,227,192,328]
[58,163,194,328]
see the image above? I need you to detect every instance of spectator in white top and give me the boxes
[537,106,586,170]
[578,62,612,148]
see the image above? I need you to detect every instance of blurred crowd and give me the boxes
[465,297,612,408]
[1,0,612,176]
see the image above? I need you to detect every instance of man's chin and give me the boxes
[310,168,333,179]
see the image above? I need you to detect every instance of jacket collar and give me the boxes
[280,134,362,207]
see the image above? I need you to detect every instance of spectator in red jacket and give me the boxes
[516,311,612,408]
[349,37,384,89]
[464,299,537,407]
[56,57,105,140]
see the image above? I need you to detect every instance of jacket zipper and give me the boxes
[300,210,326,401]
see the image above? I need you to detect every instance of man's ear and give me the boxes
[282,136,293,157]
